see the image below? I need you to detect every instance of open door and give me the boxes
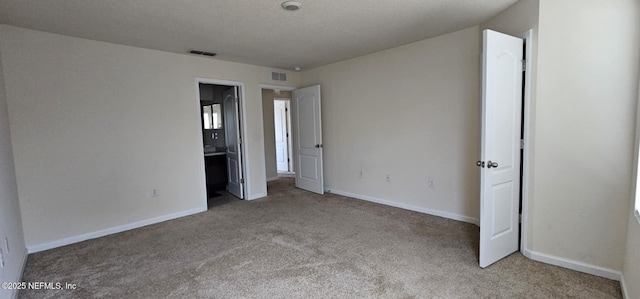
[479,30,523,268]
[223,87,244,199]
[292,85,324,194]
[274,100,290,172]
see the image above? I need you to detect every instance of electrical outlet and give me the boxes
[428,178,435,189]
[4,237,8,253]
[151,187,159,197]
[359,170,363,179]
[0,248,4,268]
[385,174,390,182]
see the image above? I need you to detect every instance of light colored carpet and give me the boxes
[20,178,621,298]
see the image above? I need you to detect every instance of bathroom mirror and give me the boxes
[202,104,223,129]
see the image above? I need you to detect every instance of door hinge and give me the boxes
[522,60,526,72]
[287,158,290,162]
[240,178,244,184]
[519,214,522,223]
[285,108,288,112]
[286,133,289,138]
[238,137,242,145]
[520,139,524,149]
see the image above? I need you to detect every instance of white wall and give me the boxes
[262,89,278,181]
[623,78,640,299]
[532,0,640,273]
[0,25,300,251]
[300,26,482,223]
[0,50,26,299]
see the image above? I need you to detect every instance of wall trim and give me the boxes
[523,249,621,281]
[519,28,534,255]
[621,274,629,299]
[248,192,267,200]
[328,189,479,225]
[27,207,207,253]
[259,84,296,92]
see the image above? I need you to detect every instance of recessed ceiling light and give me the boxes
[281,1,301,11]
[294,67,301,71]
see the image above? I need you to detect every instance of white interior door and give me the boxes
[292,85,323,194]
[274,100,289,172]
[223,87,244,199]
[479,29,523,268]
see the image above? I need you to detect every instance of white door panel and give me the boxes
[297,99,317,148]
[292,85,323,194]
[224,88,244,199]
[299,155,319,180]
[480,30,523,268]
[274,100,289,172]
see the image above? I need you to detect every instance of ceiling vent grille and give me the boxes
[188,49,216,57]
[271,72,287,81]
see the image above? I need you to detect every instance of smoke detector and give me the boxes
[282,1,301,11]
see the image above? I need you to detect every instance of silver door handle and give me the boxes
[315,144,323,148]
[487,161,498,168]
[476,161,485,168]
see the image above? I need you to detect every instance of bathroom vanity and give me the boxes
[204,150,227,195]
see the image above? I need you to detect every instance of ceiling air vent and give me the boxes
[188,49,216,57]
[271,72,287,81]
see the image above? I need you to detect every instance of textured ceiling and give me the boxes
[0,0,518,70]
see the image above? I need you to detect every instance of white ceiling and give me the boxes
[0,0,518,70]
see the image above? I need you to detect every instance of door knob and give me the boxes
[315,144,323,148]
[487,161,498,168]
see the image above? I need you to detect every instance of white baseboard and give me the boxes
[247,192,267,200]
[522,249,621,281]
[266,176,279,182]
[26,207,207,253]
[328,189,479,225]
[621,274,629,299]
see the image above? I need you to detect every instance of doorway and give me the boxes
[261,84,325,195]
[274,99,293,174]
[478,29,533,268]
[261,87,296,183]
[196,79,247,207]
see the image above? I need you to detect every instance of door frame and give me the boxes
[195,78,249,201]
[519,29,533,255]
[259,84,296,193]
